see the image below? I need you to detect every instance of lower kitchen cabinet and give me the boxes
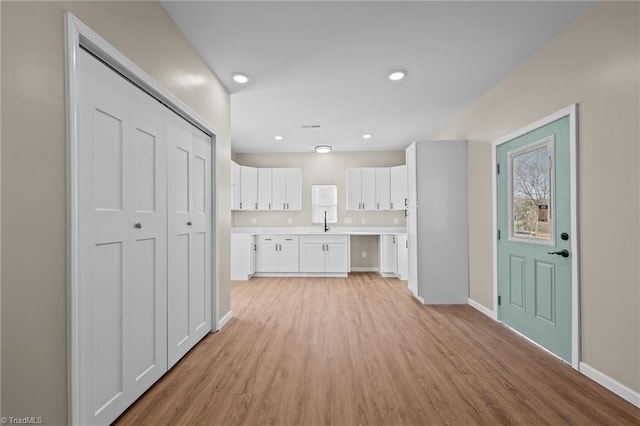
[396,233,408,281]
[299,235,348,273]
[379,234,408,280]
[231,234,255,280]
[256,235,299,273]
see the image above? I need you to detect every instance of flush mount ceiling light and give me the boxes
[362,134,373,139]
[232,73,250,84]
[388,70,406,81]
[274,136,283,141]
[314,145,332,154]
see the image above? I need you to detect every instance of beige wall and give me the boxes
[233,151,406,228]
[1,1,231,424]
[433,2,640,393]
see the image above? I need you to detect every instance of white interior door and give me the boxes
[167,111,212,368]
[77,49,168,425]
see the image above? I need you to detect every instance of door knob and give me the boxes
[548,249,569,258]
[134,222,142,229]
[186,221,192,226]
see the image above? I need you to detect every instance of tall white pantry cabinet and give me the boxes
[406,141,469,304]
[76,48,212,425]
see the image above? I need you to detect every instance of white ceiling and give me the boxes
[162,1,594,154]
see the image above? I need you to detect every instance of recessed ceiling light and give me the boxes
[274,136,283,141]
[362,134,373,139]
[232,73,249,84]
[314,145,332,154]
[388,70,406,81]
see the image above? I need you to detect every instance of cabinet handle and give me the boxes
[405,198,408,207]
[391,202,394,209]
[186,221,192,226]
[406,240,408,249]
[269,202,271,210]
[287,203,289,209]
[283,203,286,209]
[254,244,257,251]
[255,203,258,210]
[240,202,243,209]
[404,209,408,218]
[393,236,396,244]
[377,202,380,210]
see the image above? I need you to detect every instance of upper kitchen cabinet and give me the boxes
[390,165,408,211]
[272,168,302,211]
[346,167,376,210]
[239,165,258,210]
[257,168,273,210]
[375,167,391,210]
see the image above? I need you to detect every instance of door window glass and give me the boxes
[508,137,554,243]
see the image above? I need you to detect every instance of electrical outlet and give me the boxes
[251,218,257,224]
[361,251,367,258]
[394,218,399,224]
[361,217,366,224]
[344,217,352,224]
[287,217,292,224]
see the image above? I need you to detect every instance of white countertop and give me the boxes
[232,226,407,236]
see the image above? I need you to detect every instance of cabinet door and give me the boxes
[249,237,256,276]
[379,235,397,274]
[375,168,391,210]
[390,165,407,210]
[361,168,377,210]
[286,168,302,210]
[272,168,287,211]
[299,242,326,272]
[396,234,408,280]
[231,161,241,210]
[279,237,299,272]
[346,168,362,210]
[256,238,279,272]
[325,243,348,273]
[406,144,417,207]
[257,168,273,210]
[240,166,258,210]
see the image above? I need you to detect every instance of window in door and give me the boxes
[507,136,555,244]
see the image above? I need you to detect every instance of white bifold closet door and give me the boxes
[166,111,212,368]
[76,48,212,425]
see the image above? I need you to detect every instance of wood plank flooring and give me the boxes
[116,273,640,425]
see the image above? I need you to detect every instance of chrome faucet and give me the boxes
[324,210,329,232]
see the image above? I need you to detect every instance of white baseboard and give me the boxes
[579,362,640,408]
[350,267,378,272]
[217,310,233,331]
[468,298,497,320]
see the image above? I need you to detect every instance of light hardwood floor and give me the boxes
[116,273,640,425]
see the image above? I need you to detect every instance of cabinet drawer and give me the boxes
[257,235,278,243]
[299,235,348,244]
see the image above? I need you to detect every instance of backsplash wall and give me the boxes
[232,150,407,228]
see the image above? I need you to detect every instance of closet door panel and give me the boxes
[128,88,168,391]
[190,129,212,338]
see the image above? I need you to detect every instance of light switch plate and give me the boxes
[251,218,257,224]
[344,217,352,224]
[361,251,367,258]
[361,217,366,224]
[394,218,399,224]
[287,218,292,224]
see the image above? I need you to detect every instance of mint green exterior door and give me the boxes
[497,116,572,362]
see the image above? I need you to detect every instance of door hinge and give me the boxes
[498,295,501,306]
[497,229,501,240]
[496,163,500,174]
